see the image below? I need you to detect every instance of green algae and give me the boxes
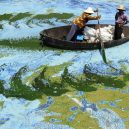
[0,13,32,23]
[35,70,129,128]
[26,12,74,25]
[0,14,13,21]
[0,63,71,99]
[0,64,128,99]
[85,89,129,128]
[30,65,72,96]
[9,13,32,22]
[31,13,74,20]
[0,80,4,93]
[0,38,42,50]
[45,95,101,129]
[25,62,71,85]
[0,13,13,29]
[0,12,73,30]
[0,64,129,128]
[0,38,65,51]
[43,71,129,128]
[0,53,9,58]
[0,12,73,23]
[119,63,128,73]
[0,101,4,108]
[0,67,42,100]
[0,3,128,129]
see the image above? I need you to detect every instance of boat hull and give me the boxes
[40,24,129,50]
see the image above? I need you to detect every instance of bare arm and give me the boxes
[82,13,101,20]
[87,15,101,20]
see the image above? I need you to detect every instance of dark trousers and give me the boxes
[66,24,84,41]
[114,23,123,40]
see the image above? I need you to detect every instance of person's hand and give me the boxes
[94,8,99,12]
[96,15,101,19]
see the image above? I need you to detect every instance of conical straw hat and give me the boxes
[84,7,94,14]
[117,5,125,11]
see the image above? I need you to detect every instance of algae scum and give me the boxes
[0,0,129,129]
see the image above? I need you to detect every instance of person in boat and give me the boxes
[66,7,101,41]
[114,5,129,40]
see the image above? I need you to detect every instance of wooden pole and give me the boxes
[97,9,107,64]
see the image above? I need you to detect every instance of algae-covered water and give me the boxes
[0,0,129,129]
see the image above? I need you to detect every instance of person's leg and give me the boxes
[66,24,79,41]
[114,24,119,40]
[71,27,84,41]
[118,26,123,39]
[114,24,123,40]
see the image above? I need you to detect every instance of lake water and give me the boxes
[0,0,129,129]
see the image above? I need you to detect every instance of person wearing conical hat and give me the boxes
[114,5,129,40]
[66,7,101,41]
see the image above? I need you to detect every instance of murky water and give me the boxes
[0,0,129,129]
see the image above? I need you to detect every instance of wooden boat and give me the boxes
[39,24,129,50]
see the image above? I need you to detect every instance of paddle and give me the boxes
[97,9,107,64]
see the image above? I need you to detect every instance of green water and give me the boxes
[0,0,129,128]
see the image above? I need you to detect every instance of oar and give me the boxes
[97,9,107,64]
